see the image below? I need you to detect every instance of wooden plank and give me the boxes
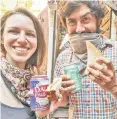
[102,21,110,30]
[105,5,111,13]
[101,12,111,27]
[115,21,117,40]
[102,31,110,38]
[101,19,110,29]
[101,21,110,30]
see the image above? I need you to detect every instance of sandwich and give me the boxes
[46,78,62,101]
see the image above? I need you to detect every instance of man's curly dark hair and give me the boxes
[58,0,106,28]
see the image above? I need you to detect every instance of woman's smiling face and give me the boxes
[2,13,37,68]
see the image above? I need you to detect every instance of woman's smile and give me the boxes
[13,46,29,53]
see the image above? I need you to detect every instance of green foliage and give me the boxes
[25,0,32,9]
[1,2,8,14]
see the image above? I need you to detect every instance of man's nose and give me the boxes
[17,32,27,45]
[76,23,85,33]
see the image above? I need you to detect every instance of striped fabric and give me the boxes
[54,40,117,119]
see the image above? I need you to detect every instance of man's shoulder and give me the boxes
[56,48,72,65]
[112,41,117,47]
[104,40,117,49]
[57,48,72,58]
[103,40,117,57]
[108,40,117,50]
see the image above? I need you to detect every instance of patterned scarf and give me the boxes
[0,56,33,105]
[69,33,108,54]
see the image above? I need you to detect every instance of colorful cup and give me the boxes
[30,75,50,110]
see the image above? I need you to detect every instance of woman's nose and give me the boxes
[17,32,27,45]
[76,23,85,33]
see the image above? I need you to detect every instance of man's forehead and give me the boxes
[66,4,91,19]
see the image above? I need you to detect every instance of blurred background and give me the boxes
[0,0,48,17]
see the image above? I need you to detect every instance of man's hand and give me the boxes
[87,57,117,93]
[61,75,76,96]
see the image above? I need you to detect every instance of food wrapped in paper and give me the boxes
[85,41,103,74]
[46,78,62,101]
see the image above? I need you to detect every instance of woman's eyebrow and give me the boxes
[27,29,36,33]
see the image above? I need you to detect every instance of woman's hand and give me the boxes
[46,75,75,102]
[36,75,76,117]
[87,57,117,94]
[45,75,75,109]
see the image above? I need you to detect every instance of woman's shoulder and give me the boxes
[0,76,24,108]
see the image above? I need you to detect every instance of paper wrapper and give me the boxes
[85,41,103,74]
[46,78,62,101]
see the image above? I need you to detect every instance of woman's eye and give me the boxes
[26,33,36,37]
[8,30,19,35]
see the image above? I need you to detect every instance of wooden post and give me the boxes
[47,1,57,118]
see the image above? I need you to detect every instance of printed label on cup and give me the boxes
[30,75,50,110]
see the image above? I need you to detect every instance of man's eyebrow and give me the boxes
[81,11,92,18]
[66,18,76,21]
[66,11,93,21]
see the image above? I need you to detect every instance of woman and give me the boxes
[0,7,71,119]
[0,7,46,119]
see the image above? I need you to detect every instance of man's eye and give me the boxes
[82,17,90,23]
[68,20,76,26]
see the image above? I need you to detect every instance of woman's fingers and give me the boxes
[46,75,75,101]
[46,90,58,101]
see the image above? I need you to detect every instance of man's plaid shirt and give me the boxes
[54,41,117,119]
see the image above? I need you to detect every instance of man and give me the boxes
[54,1,117,118]
[88,0,117,99]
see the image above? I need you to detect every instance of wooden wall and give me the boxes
[100,7,111,39]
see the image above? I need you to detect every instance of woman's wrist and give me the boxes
[110,80,117,99]
[36,108,50,118]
